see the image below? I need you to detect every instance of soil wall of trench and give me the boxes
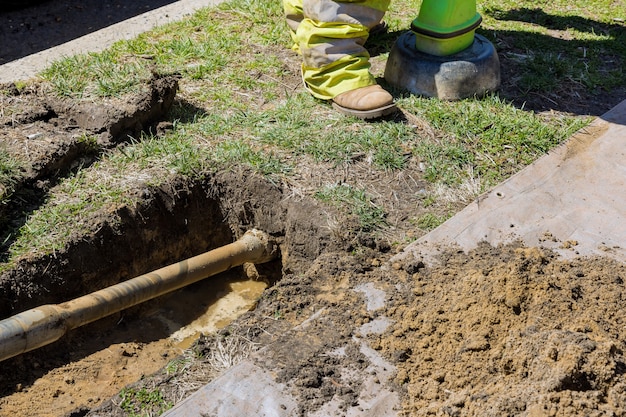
[0,170,330,318]
[0,75,336,320]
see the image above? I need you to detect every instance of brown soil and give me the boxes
[82,242,626,417]
[0,269,268,417]
[1,58,625,417]
[375,244,626,416]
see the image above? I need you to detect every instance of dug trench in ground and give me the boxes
[0,163,349,417]
[0,72,358,416]
[0,166,342,416]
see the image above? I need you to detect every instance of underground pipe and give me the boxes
[0,229,277,362]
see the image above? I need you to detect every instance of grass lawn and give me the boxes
[1,0,624,264]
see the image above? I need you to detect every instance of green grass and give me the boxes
[0,149,23,203]
[4,163,133,260]
[414,212,450,231]
[40,52,152,98]
[208,140,292,178]
[1,0,622,264]
[479,1,626,95]
[315,183,387,232]
[386,0,626,99]
[119,387,173,417]
[404,94,588,187]
[250,95,415,169]
[37,0,626,103]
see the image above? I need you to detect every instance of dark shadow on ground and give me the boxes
[0,0,178,65]
[369,9,626,118]
[481,7,626,117]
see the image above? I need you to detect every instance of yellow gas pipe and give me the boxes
[0,229,277,362]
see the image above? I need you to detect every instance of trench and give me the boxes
[0,272,268,417]
[0,170,329,417]
[0,74,335,417]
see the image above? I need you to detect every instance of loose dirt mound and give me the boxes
[373,243,626,416]
[83,242,626,417]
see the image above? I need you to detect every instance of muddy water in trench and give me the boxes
[0,269,267,417]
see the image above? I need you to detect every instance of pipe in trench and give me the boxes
[0,229,278,362]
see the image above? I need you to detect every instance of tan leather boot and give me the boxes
[332,85,397,119]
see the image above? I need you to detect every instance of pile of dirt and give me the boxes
[83,241,626,417]
[206,241,626,417]
[165,241,623,417]
[372,243,626,416]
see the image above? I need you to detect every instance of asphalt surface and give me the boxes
[0,0,184,65]
[0,0,211,83]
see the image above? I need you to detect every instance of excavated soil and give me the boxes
[1,74,625,417]
[376,244,626,416]
[83,243,626,417]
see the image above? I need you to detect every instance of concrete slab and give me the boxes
[394,99,626,265]
[163,290,400,417]
[163,360,300,417]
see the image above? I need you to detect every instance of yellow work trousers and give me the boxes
[284,0,390,100]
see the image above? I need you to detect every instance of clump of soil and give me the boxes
[373,243,626,416]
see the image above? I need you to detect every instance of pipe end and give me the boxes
[242,229,280,264]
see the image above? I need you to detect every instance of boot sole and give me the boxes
[332,101,398,120]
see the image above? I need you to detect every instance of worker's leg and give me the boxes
[284,0,303,52]
[283,0,396,118]
[284,0,388,53]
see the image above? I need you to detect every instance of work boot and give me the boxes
[332,85,397,119]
